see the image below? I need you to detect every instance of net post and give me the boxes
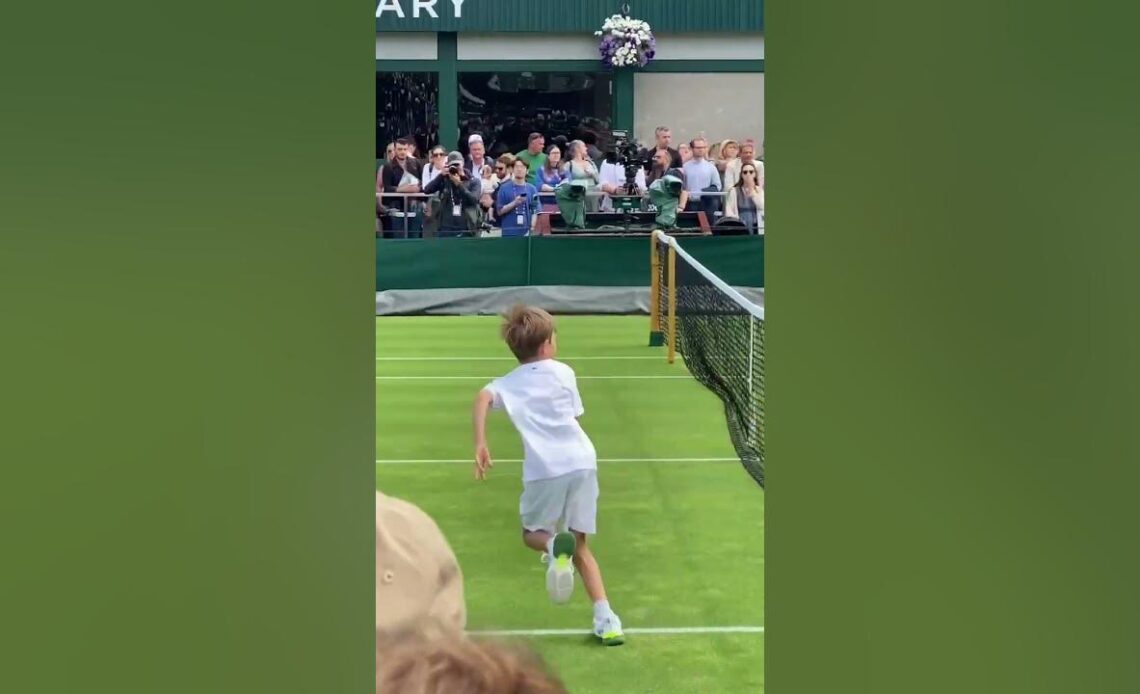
[649,231,663,346]
[667,244,677,364]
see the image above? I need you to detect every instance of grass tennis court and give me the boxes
[376,315,764,693]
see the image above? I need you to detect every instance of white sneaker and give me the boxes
[594,612,625,646]
[545,532,576,604]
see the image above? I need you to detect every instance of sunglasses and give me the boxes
[432,152,446,158]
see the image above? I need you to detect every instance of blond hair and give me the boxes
[718,139,740,161]
[378,636,567,694]
[501,305,554,362]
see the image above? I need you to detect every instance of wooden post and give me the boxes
[667,245,677,364]
[649,232,663,346]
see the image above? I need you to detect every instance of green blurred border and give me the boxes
[767,0,1140,692]
[3,0,1139,692]
[1,0,374,691]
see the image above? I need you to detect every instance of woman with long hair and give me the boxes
[537,144,568,207]
[563,139,600,212]
[725,161,764,234]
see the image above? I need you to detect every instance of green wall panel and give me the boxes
[376,0,763,33]
[376,236,764,290]
[376,238,531,289]
[528,236,651,287]
[673,236,766,286]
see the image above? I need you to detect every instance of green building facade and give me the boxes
[376,0,764,159]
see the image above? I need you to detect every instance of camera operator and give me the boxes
[598,158,647,213]
[600,131,649,213]
[423,152,483,237]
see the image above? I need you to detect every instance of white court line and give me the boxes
[471,626,764,637]
[376,457,737,464]
[376,375,689,380]
[376,356,667,361]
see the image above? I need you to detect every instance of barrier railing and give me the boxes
[376,189,762,238]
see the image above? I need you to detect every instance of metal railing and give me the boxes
[376,189,762,238]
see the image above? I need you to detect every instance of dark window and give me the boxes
[377,72,439,159]
[457,72,613,158]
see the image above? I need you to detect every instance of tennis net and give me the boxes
[650,230,765,487]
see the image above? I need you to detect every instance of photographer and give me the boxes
[422,152,483,237]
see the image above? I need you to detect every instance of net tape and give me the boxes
[655,231,765,487]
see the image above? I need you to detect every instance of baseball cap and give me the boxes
[446,151,465,167]
[376,491,466,638]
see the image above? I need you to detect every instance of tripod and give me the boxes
[612,177,642,233]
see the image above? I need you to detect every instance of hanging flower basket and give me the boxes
[595,14,656,69]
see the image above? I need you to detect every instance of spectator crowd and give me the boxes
[377,125,764,237]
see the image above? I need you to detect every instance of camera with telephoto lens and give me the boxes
[448,161,462,176]
[604,129,648,195]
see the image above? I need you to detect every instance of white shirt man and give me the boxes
[598,160,648,213]
[466,135,490,177]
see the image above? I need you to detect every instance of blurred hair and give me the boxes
[378,633,568,694]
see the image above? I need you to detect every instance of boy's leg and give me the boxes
[566,470,625,645]
[564,471,603,600]
[519,477,559,553]
[522,529,551,553]
[571,532,607,603]
[520,475,578,603]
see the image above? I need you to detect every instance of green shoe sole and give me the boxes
[600,632,625,646]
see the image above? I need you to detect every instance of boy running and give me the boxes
[472,305,625,646]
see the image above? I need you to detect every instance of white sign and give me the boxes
[376,0,466,19]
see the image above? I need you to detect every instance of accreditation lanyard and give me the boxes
[509,182,530,226]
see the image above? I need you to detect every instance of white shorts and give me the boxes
[519,469,599,536]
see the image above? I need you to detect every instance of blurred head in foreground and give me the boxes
[378,635,568,694]
[376,491,466,638]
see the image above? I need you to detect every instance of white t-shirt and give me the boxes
[483,359,598,482]
[598,161,647,212]
[421,165,443,189]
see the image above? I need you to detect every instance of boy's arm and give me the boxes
[472,389,495,479]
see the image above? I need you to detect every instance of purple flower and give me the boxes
[597,17,655,68]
